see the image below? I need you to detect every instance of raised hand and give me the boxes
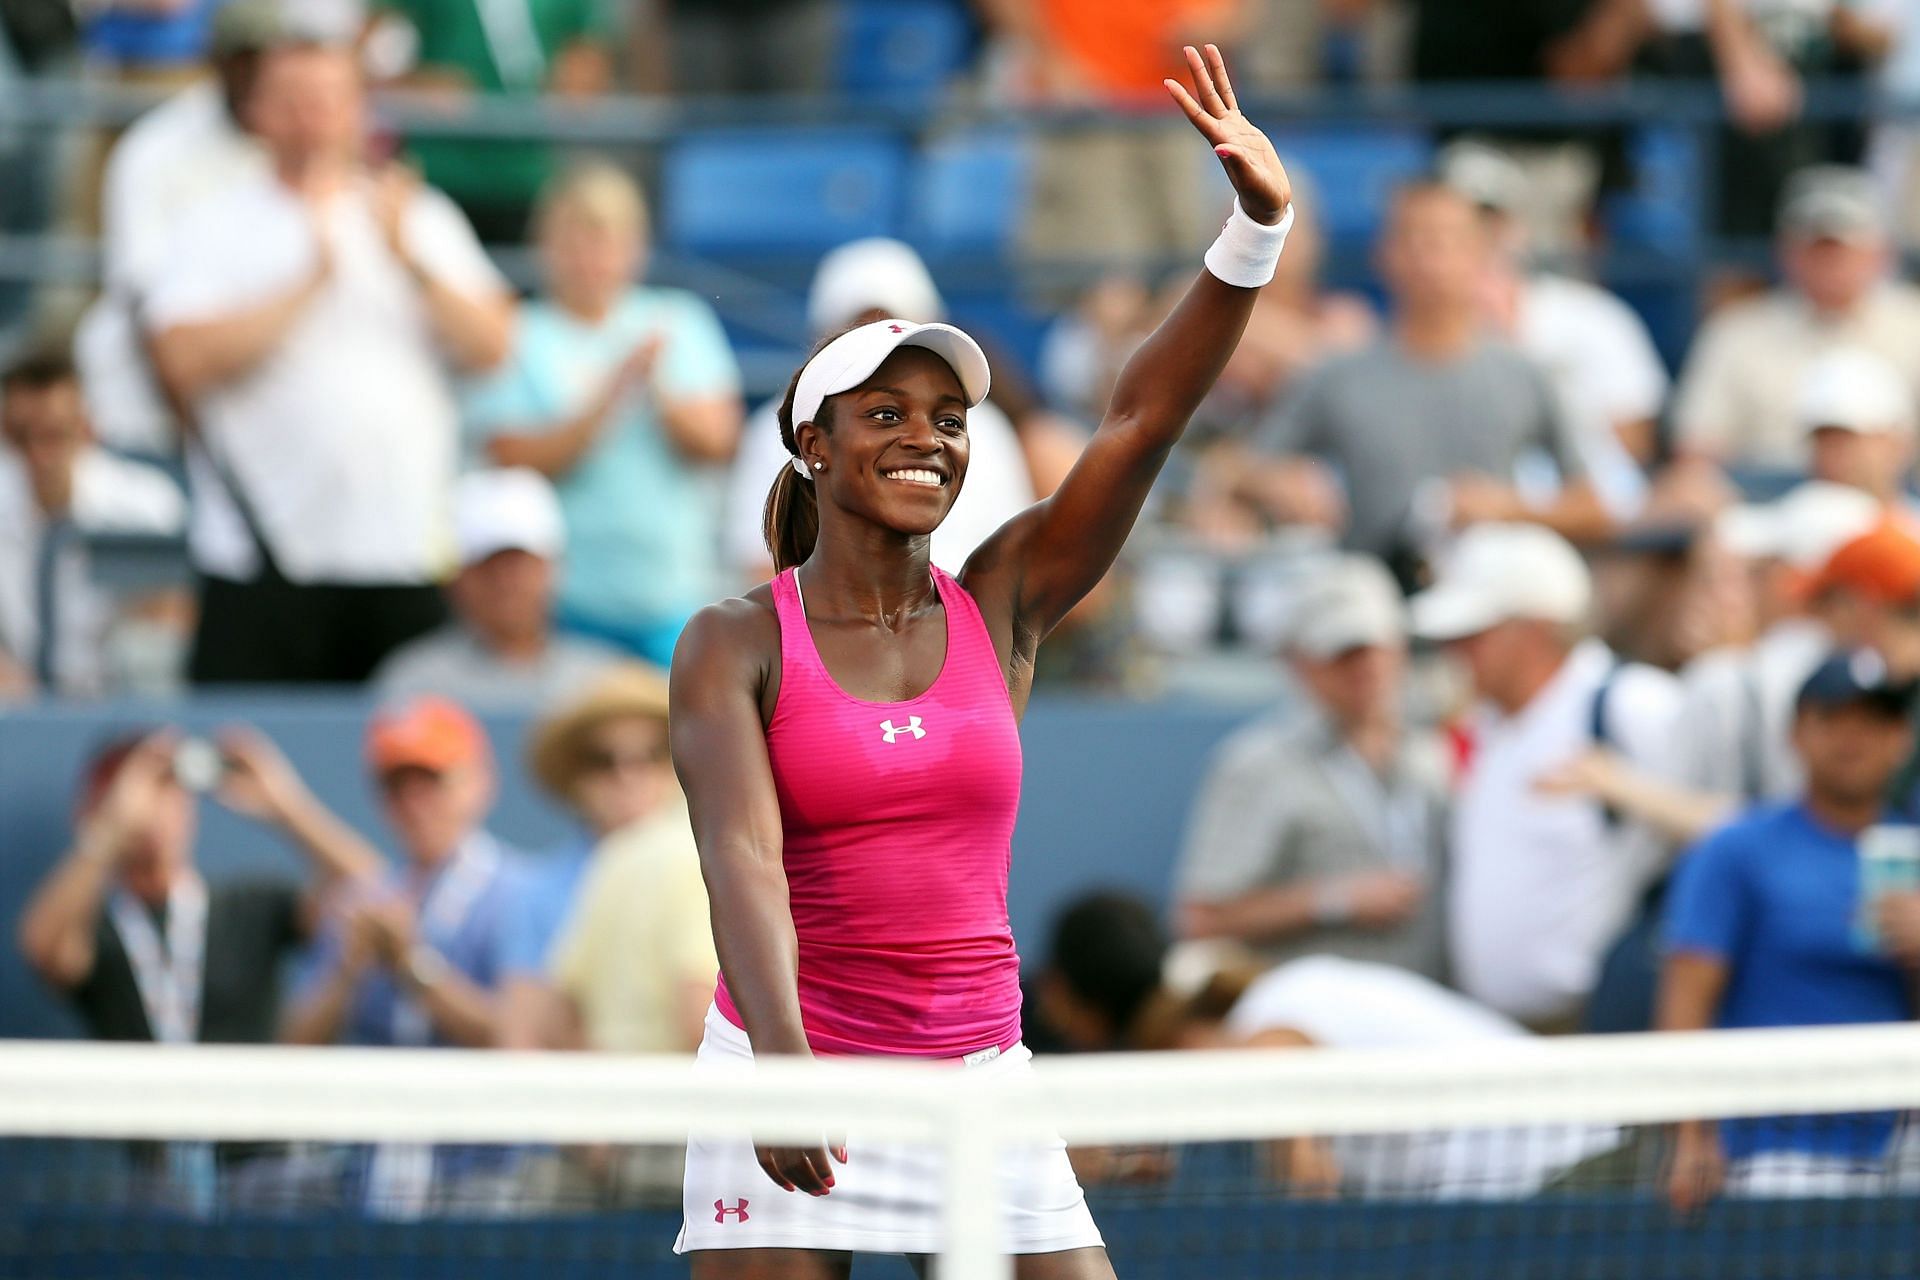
[214,726,311,825]
[1164,44,1291,226]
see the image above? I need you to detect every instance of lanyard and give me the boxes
[389,834,499,1046]
[109,873,209,1045]
[1319,744,1431,876]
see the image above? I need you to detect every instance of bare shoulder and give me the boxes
[675,587,780,676]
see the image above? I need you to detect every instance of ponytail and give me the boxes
[763,463,819,574]
[764,324,862,573]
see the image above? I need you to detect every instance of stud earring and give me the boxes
[812,461,824,470]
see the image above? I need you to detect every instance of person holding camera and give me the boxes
[17,729,382,1047]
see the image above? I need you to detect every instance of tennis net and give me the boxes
[3,1022,1919,1278]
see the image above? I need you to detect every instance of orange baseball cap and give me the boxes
[365,697,489,775]
[1816,520,1920,605]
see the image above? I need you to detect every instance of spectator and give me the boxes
[83,0,227,81]
[1442,139,1668,482]
[1796,347,1918,507]
[148,37,514,685]
[1404,0,1644,258]
[1244,181,1607,585]
[1661,650,1920,1211]
[0,349,187,699]
[1169,955,1623,1199]
[282,697,517,1051]
[18,730,381,1040]
[1542,496,1905,846]
[1039,274,1158,427]
[654,0,838,96]
[985,0,1254,265]
[1412,523,1682,1030]
[1026,891,1170,1054]
[725,238,1035,581]
[1174,554,1450,981]
[15,729,380,1207]
[72,0,284,456]
[373,469,622,709]
[467,159,743,667]
[369,0,615,243]
[496,664,712,1056]
[280,697,520,1213]
[0,1,77,334]
[1673,166,1920,470]
[1640,0,1896,240]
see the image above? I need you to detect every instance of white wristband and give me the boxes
[1204,199,1295,289]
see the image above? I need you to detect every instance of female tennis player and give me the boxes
[670,45,1292,1277]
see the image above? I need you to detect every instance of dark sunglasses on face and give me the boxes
[579,744,668,776]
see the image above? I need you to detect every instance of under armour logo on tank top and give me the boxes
[880,716,926,743]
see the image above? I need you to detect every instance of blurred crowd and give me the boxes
[6,0,1920,1223]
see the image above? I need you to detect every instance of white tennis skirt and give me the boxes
[675,1005,1103,1256]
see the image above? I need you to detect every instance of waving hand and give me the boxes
[1164,44,1291,225]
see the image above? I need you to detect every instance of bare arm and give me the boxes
[657,396,743,464]
[215,729,385,887]
[150,257,329,402]
[1182,872,1424,943]
[1537,749,1737,848]
[967,46,1292,638]
[1658,950,1732,1212]
[670,601,843,1194]
[497,976,578,1050]
[396,944,500,1048]
[17,737,175,990]
[373,168,514,372]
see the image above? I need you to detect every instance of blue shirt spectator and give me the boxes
[1667,802,1911,1162]
[497,836,593,982]
[297,831,523,1049]
[465,161,743,668]
[1662,651,1920,1201]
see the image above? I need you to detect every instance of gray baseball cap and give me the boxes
[1285,554,1408,658]
[1779,166,1887,244]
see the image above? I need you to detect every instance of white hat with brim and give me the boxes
[1715,481,1883,571]
[1286,554,1408,657]
[807,239,945,336]
[1409,523,1593,642]
[791,319,991,435]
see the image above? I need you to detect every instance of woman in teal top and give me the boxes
[465,159,745,667]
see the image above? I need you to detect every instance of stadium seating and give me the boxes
[835,0,974,107]
[660,129,910,255]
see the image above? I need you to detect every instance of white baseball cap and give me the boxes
[807,238,945,336]
[1715,480,1884,571]
[791,318,991,438]
[453,468,566,567]
[1410,523,1592,641]
[1285,554,1407,657]
[1798,347,1916,437]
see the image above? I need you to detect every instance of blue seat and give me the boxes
[909,130,1030,256]
[1604,126,1703,259]
[837,0,973,105]
[1270,128,1434,245]
[661,130,909,256]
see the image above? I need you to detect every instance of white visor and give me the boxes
[790,319,992,449]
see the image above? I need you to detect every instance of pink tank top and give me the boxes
[714,566,1025,1059]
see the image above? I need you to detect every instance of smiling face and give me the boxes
[794,345,971,540]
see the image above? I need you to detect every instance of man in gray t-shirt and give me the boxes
[374,469,621,712]
[1251,182,1605,578]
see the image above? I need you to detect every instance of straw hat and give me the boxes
[528,664,672,798]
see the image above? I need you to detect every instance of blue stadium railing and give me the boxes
[1,75,1912,381]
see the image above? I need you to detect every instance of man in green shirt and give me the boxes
[377,0,614,242]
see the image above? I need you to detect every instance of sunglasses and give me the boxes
[578,743,669,776]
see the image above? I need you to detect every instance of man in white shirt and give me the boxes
[148,37,515,686]
[724,238,1035,581]
[72,0,288,456]
[1673,166,1920,469]
[0,350,186,699]
[1412,523,1683,1030]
